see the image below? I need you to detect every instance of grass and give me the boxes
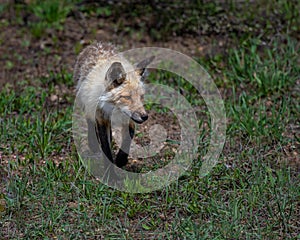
[8,0,74,38]
[226,38,299,97]
[109,0,300,41]
[5,0,300,41]
[1,37,299,239]
[1,1,300,239]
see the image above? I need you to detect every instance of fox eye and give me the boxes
[122,96,131,100]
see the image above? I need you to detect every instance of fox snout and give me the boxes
[131,111,148,124]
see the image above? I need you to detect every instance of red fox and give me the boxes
[73,42,154,168]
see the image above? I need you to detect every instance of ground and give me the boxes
[0,1,299,239]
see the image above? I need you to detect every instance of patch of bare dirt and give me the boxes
[0,5,231,90]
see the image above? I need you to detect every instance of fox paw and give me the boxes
[115,149,129,168]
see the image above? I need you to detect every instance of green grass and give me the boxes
[1,0,300,238]
[6,0,300,41]
[1,37,299,239]
[226,38,299,97]
[109,0,300,41]
[10,0,74,38]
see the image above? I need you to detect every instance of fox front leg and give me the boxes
[87,118,114,163]
[94,119,114,164]
[87,119,101,153]
[115,121,135,168]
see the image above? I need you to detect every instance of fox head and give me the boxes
[99,56,154,124]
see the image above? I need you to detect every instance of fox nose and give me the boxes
[131,112,148,124]
[141,114,148,121]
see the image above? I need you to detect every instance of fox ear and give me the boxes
[106,62,126,88]
[135,56,155,77]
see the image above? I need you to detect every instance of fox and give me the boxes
[73,42,154,169]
